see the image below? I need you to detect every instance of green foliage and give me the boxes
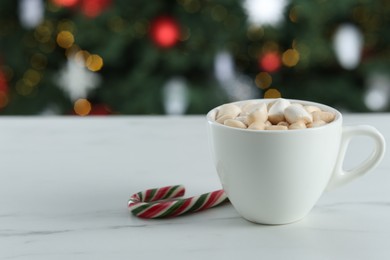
[0,0,389,114]
[242,0,390,111]
[0,0,247,114]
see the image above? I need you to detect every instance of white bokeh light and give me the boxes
[333,24,363,70]
[19,0,44,29]
[243,0,288,26]
[214,51,234,83]
[162,77,189,115]
[57,56,101,101]
[364,73,390,111]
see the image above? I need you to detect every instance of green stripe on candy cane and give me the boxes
[162,185,183,200]
[186,193,209,212]
[157,198,187,218]
[128,185,229,219]
[129,203,151,216]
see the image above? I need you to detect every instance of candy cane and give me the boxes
[128,185,228,219]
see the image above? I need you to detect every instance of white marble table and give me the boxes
[0,115,389,259]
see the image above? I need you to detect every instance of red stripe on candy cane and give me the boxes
[170,197,194,217]
[144,189,153,202]
[151,186,171,201]
[169,186,185,200]
[198,190,223,211]
[138,201,173,218]
[128,185,228,219]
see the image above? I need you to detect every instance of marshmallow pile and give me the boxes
[214,98,335,130]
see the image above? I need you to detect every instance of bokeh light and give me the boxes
[333,24,363,70]
[2,0,390,115]
[51,0,79,8]
[86,54,104,71]
[243,0,288,26]
[74,98,92,116]
[364,73,390,111]
[30,53,47,70]
[264,88,281,98]
[23,69,41,86]
[75,50,90,64]
[255,72,272,89]
[150,17,180,48]
[259,52,281,72]
[56,31,74,49]
[282,49,300,67]
[81,0,112,18]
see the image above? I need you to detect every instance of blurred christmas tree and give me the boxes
[0,0,389,115]
[242,0,390,112]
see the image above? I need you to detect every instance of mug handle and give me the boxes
[326,125,386,191]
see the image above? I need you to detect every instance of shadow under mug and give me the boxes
[207,99,386,225]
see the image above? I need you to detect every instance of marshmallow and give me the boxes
[216,114,234,124]
[304,105,321,114]
[312,111,335,123]
[284,104,313,124]
[213,98,335,131]
[307,120,326,128]
[291,102,303,108]
[241,101,261,115]
[216,104,241,121]
[247,103,268,125]
[289,121,307,130]
[224,119,247,129]
[235,116,249,126]
[265,125,288,131]
[248,121,266,130]
[268,99,291,124]
[277,121,289,127]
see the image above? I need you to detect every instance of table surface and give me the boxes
[1,115,389,260]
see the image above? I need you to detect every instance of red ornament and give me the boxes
[0,68,8,109]
[51,0,111,18]
[0,69,8,93]
[71,103,111,116]
[51,0,79,8]
[80,0,112,18]
[150,16,180,48]
[89,104,111,115]
[259,52,281,73]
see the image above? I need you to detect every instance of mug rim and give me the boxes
[206,98,342,133]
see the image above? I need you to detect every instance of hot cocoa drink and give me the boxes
[213,98,335,130]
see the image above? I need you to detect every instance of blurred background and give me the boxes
[0,0,389,116]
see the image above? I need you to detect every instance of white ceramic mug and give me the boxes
[207,99,386,224]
